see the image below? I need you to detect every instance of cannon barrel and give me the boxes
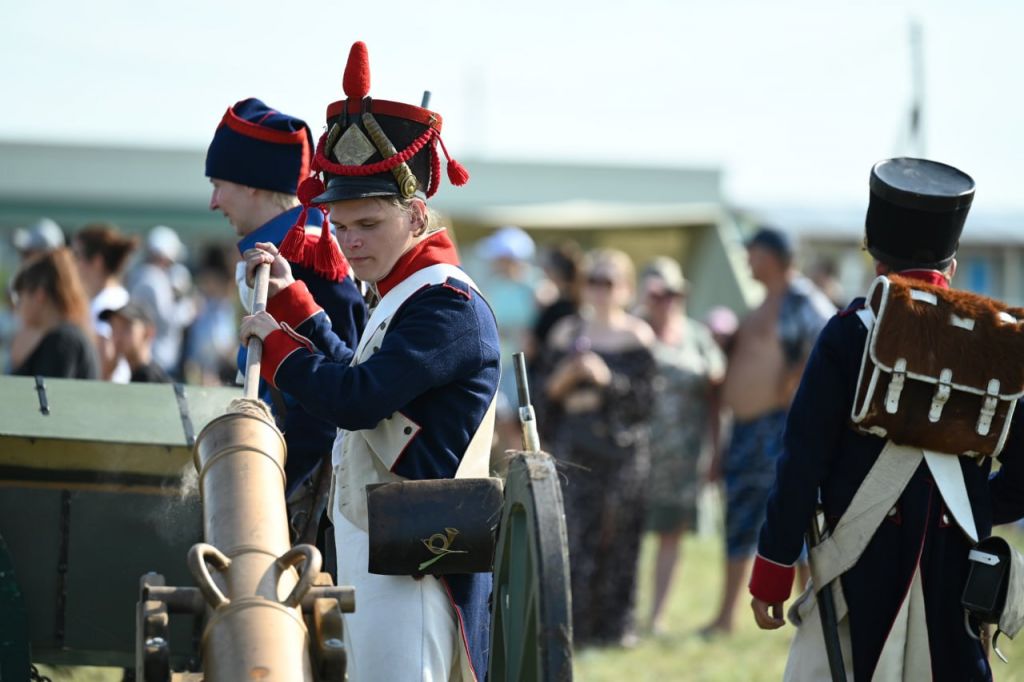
[190,406,318,681]
[184,264,321,681]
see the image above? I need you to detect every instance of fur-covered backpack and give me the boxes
[851,274,1024,457]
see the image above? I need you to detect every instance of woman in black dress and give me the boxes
[542,248,655,647]
[10,248,99,379]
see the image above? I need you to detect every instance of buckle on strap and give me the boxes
[886,358,907,414]
[977,379,1001,436]
[929,368,953,423]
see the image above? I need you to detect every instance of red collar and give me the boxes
[376,229,462,297]
[896,269,950,289]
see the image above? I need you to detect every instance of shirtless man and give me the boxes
[702,227,835,635]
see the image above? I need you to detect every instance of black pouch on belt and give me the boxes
[366,478,504,576]
[962,535,1024,662]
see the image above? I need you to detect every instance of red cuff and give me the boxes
[261,328,307,388]
[749,554,795,603]
[267,280,323,329]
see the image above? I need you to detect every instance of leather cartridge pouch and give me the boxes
[962,536,1024,660]
[963,537,1013,623]
[366,478,504,576]
[851,275,1024,457]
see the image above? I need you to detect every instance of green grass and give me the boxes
[34,530,1024,681]
[574,529,1024,681]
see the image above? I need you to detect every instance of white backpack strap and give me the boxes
[809,442,923,592]
[923,450,978,543]
[856,306,874,331]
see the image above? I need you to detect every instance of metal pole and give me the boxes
[512,352,541,452]
[808,510,847,682]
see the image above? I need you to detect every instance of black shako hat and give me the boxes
[865,157,975,271]
[310,41,468,205]
[278,41,469,274]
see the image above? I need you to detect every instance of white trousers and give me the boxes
[333,509,471,682]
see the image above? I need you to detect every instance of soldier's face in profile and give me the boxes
[209,178,258,237]
[328,197,421,282]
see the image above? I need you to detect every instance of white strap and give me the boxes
[351,259,495,478]
[809,442,923,593]
[356,262,477,359]
[923,449,978,543]
[811,443,981,594]
[455,394,498,479]
[856,307,874,330]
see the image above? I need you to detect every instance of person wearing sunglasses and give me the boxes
[541,248,656,647]
[638,257,726,635]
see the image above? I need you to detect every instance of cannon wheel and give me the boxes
[489,451,572,682]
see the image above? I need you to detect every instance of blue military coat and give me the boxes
[260,230,500,679]
[750,271,1024,681]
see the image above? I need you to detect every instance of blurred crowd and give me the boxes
[466,224,835,649]
[2,214,838,651]
[1,217,239,386]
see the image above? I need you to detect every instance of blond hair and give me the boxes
[377,195,443,234]
[583,248,637,297]
[264,190,301,212]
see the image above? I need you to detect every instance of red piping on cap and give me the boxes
[314,126,437,177]
[221,106,308,145]
[326,99,443,129]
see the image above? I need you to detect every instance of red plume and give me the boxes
[343,42,371,99]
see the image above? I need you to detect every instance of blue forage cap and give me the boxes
[205,98,313,195]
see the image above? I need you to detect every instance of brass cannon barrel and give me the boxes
[190,405,319,681]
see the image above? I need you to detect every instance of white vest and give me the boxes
[331,263,496,531]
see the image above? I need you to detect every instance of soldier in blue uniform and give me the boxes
[749,157,1024,681]
[205,98,368,515]
[238,42,497,682]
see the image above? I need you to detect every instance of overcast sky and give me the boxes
[2,0,1021,213]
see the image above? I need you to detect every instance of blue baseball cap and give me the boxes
[745,226,794,259]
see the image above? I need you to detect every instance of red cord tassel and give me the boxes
[278,207,308,263]
[446,158,469,186]
[436,134,469,186]
[313,221,348,281]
